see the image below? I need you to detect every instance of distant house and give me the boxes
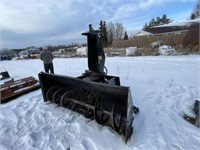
[132,30,153,37]
[113,18,200,49]
[146,18,200,36]
[146,26,188,36]
[18,47,40,58]
[0,49,16,60]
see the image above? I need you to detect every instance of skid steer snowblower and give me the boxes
[38,25,139,143]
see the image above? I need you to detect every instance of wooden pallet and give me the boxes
[0,76,40,103]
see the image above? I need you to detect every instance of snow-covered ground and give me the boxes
[0,55,200,150]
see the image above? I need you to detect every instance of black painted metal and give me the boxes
[38,72,134,142]
[0,71,10,80]
[82,24,105,74]
[38,25,137,143]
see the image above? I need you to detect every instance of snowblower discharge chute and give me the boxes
[38,25,138,143]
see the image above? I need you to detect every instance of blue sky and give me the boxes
[0,0,197,49]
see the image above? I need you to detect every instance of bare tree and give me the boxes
[115,23,125,41]
[106,22,115,44]
[106,22,125,44]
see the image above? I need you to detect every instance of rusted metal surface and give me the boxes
[0,76,40,103]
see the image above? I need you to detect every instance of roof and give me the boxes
[152,17,200,28]
[26,47,40,51]
[18,47,40,55]
[145,18,200,34]
[133,30,153,37]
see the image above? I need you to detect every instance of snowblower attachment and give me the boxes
[38,25,139,143]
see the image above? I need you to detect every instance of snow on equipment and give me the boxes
[0,68,14,83]
[0,76,40,103]
[183,100,200,127]
[38,25,139,143]
[0,70,10,80]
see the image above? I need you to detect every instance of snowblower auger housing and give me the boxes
[38,25,138,143]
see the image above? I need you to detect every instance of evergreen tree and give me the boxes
[161,14,173,25]
[103,21,108,45]
[143,22,148,30]
[144,14,173,30]
[156,17,161,25]
[99,20,108,47]
[190,0,200,19]
[123,31,128,40]
[191,13,196,19]
[149,18,156,27]
[99,20,104,42]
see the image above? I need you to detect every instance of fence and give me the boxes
[112,33,186,48]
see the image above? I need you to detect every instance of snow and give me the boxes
[126,47,137,56]
[158,45,177,56]
[0,55,200,150]
[152,17,200,28]
[76,47,87,56]
[133,30,153,37]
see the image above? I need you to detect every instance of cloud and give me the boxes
[0,0,197,48]
[1,0,92,48]
[2,1,76,33]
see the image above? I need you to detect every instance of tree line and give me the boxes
[190,0,200,19]
[143,1,200,30]
[99,0,200,47]
[143,14,173,30]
